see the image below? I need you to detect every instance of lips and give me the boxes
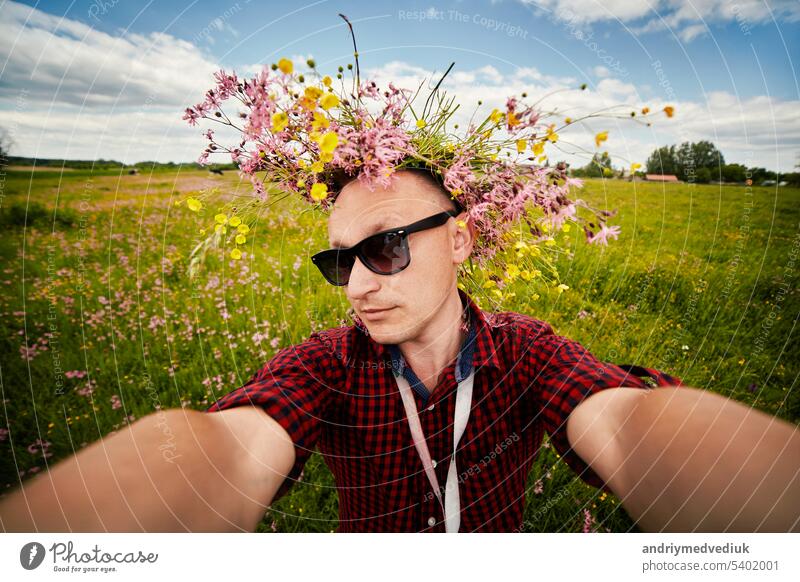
[359,306,395,320]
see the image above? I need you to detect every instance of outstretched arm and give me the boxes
[0,406,294,532]
[567,385,800,532]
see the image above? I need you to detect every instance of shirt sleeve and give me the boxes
[204,332,338,502]
[522,321,682,492]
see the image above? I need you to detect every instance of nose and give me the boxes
[346,254,381,300]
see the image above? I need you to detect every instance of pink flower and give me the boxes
[587,224,621,246]
[110,395,122,410]
[27,439,52,458]
[533,479,544,494]
[0,427,8,441]
[583,508,595,533]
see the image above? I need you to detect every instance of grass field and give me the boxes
[0,166,798,532]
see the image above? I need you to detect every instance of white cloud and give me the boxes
[522,0,800,42]
[0,1,219,108]
[0,2,796,171]
[593,65,611,78]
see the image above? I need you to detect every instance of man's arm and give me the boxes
[566,386,800,532]
[0,406,294,532]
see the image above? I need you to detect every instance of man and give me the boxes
[1,170,798,532]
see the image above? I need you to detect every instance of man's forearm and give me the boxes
[0,407,293,532]
[610,387,800,532]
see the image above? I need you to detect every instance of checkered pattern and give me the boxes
[205,289,683,532]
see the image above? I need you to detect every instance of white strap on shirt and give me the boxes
[392,365,475,532]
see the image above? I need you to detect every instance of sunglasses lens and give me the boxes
[361,232,408,273]
[315,250,355,286]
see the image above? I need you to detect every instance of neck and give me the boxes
[397,287,466,390]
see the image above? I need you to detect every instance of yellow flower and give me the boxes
[507,111,520,128]
[516,139,527,153]
[229,216,241,227]
[489,109,503,124]
[456,219,467,228]
[319,131,339,154]
[310,160,324,173]
[416,119,427,128]
[531,293,540,301]
[564,117,572,124]
[304,86,323,100]
[562,223,571,233]
[235,234,247,245]
[230,248,242,260]
[641,106,650,115]
[630,162,642,173]
[532,141,545,156]
[310,182,328,201]
[506,264,521,279]
[320,93,340,110]
[322,75,332,87]
[663,105,675,118]
[296,179,306,189]
[319,151,333,163]
[277,58,293,74]
[546,127,559,142]
[237,224,250,234]
[271,111,289,132]
[595,130,609,147]
[214,224,227,235]
[520,270,533,281]
[214,213,228,224]
[482,279,497,289]
[186,197,202,212]
[557,283,569,293]
[311,111,330,130]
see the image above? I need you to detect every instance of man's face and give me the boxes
[326,171,473,345]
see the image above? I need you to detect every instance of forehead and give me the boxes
[327,173,446,247]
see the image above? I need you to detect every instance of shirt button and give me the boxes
[427,516,436,527]
[431,460,437,468]
[427,403,435,411]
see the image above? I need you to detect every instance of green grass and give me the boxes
[0,167,797,532]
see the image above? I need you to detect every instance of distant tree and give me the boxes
[694,167,712,184]
[675,141,725,181]
[722,163,747,183]
[580,151,613,178]
[0,128,13,170]
[749,167,777,184]
[647,141,725,181]
[646,145,678,176]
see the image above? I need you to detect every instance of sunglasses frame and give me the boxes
[311,208,462,286]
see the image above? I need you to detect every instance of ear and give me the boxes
[451,212,474,265]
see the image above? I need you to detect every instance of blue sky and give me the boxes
[2,0,799,171]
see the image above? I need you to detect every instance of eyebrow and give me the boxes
[330,217,403,249]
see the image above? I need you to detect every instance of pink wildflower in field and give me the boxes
[533,479,544,494]
[110,395,122,410]
[583,508,595,533]
[0,428,8,441]
[27,439,52,458]
[587,224,621,246]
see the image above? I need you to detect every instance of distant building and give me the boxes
[644,174,679,182]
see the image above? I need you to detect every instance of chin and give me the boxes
[363,321,411,346]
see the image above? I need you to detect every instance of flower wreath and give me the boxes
[182,14,674,306]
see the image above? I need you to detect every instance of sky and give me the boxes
[1,0,798,172]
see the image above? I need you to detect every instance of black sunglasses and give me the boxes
[311,209,461,286]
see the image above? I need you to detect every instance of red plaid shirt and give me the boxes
[205,289,683,532]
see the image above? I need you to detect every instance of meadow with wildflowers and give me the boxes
[0,166,797,532]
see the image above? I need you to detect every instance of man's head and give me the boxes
[326,169,475,344]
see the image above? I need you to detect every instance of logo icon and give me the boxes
[20,542,46,570]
